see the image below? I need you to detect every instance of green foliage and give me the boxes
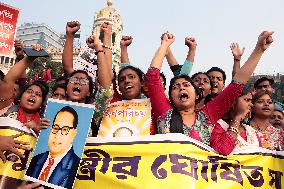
[27,55,64,89]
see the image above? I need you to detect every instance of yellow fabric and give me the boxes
[0,123,37,180]
[74,134,284,189]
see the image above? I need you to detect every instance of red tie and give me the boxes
[39,158,54,181]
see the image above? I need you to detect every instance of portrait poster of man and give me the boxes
[24,99,94,189]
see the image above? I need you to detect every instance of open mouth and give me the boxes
[198,87,204,91]
[72,87,81,95]
[179,92,189,101]
[27,98,35,105]
[273,121,281,127]
[213,84,218,88]
[125,85,133,91]
[262,107,271,112]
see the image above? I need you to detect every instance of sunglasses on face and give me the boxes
[69,77,89,85]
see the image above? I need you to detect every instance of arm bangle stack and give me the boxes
[228,126,239,136]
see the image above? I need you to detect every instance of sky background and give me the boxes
[2,0,284,85]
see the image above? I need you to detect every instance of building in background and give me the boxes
[92,0,123,73]
[0,22,65,74]
[16,22,64,48]
[1,0,123,75]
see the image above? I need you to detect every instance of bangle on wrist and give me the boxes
[234,58,241,61]
[102,44,112,50]
[228,126,239,135]
[95,50,105,55]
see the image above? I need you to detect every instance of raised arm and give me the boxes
[233,31,273,84]
[120,36,132,64]
[147,33,175,118]
[0,55,36,110]
[150,32,175,69]
[100,22,113,88]
[165,47,178,66]
[98,22,113,84]
[14,39,27,79]
[184,37,197,63]
[160,33,179,76]
[205,32,273,122]
[180,37,197,75]
[86,25,112,88]
[230,42,245,77]
[62,21,80,74]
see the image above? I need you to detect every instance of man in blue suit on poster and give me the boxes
[26,106,80,189]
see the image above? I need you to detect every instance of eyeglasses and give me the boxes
[69,77,89,85]
[51,124,75,135]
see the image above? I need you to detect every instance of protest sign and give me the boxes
[0,3,20,57]
[0,117,37,189]
[74,134,284,189]
[98,99,152,137]
[25,99,94,189]
[73,45,98,82]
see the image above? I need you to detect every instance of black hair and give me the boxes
[0,70,4,80]
[117,66,144,83]
[191,72,213,104]
[55,75,68,84]
[167,75,202,134]
[14,80,27,105]
[252,90,273,104]
[52,83,67,94]
[19,81,49,105]
[254,76,274,89]
[53,106,78,128]
[168,74,202,105]
[68,70,94,104]
[160,72,167,88]
[191,72,213,88]
[206,67,226,83]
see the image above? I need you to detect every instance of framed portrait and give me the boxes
[24,99,94,189]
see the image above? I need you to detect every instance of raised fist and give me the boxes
[100,22,112,35]
[66,21,80,35]
[120,36,133,47]
[86,34,102,51]
[14,39,24,58]
[161,32,175,46]
[185,37,197,50]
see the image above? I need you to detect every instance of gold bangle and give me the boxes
[228,126,239,135]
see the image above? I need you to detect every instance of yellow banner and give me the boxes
[98,99,152,137]
[0,118,37,188]
[74,134,284,189]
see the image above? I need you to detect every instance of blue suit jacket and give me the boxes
[26,147,80,189]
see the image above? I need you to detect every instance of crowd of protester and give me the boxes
[0,20,283,188]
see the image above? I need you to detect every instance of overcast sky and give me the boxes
[2,0,284,84]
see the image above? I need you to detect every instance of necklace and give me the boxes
[251,121,269,133]
[252,122,271,149]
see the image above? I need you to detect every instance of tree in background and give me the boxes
[27,55,64,89]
